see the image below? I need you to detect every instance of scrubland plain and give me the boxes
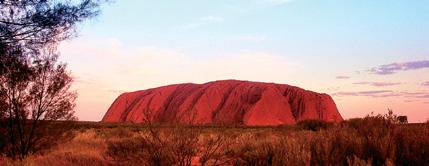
[1,113,428,166]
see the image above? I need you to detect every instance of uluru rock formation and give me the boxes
[102,80,343,125]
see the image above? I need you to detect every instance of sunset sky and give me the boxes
[58,0,429,122]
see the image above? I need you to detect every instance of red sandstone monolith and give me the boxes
[102,80,343,125]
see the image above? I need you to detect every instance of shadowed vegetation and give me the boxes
[1,111,428,166]
[0,0,104,160]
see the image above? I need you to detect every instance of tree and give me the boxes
[1,53,76,159]
[0,0,104,159]
[1,0,102,75]
[0,0,101,52]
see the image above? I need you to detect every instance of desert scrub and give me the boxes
[394,123,429,166]
[227,131,313,166]
[199,133,237,166]
[228,133,278,165]
[310,127,365,165]
[105,126,200,166]
[345,116,397,165]
[275,132,312,166]
[95,127,134,140]
[297,119,333,131]
[3,129,109,166]
[3,112,429,166]
[310,114,401,166]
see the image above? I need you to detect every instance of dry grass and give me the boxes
[2,129,108,166]
[1,117,428,166]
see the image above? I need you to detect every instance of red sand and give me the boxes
[102,80,343,125]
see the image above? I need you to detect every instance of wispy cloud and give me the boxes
[178,16,224,30]
[368,60,429,75]
[319,86,341,92]
[234,34,267,42]
[73,73,98,85]
[266,0,294,5]
[401,92,429,99]
[353,82,401,87]
[61,38,300,91]
[401,92,427,96]
[332,90,397,97]
[201,16,224,22]
[412,94,429,98]
[336,76,350,79]
[107,89,126,94]
[422,81,429,87]
[74,78,92,85]
[224,0,295,14]
[333,90,429,99]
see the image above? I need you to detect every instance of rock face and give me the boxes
[102,80,343,125]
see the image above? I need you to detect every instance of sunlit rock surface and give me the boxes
[102,80,343,125]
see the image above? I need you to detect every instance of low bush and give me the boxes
[199,133,235,165]
[230,139,277,165]
[297,119,332,131]
[310,128,363,165]
[4,110,429,166]
[228,132,312,166]
[394,124,429,166]
[105,126,200,166]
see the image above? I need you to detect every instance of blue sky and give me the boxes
[59,0,429,122]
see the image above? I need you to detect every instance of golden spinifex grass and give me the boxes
[1,117,428,166]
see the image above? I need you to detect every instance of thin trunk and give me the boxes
[24,71,46,154]
[7,109,17,158]
[13,106,26,158]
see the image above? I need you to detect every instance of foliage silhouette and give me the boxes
[0,0,104,159]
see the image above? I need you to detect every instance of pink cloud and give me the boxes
[336,76,350,79]
[412,94,429,98]
[353,82,401,87]
[401,92,429,99]
[107,89,126,94]
[332,90,429,98]
[368,60,429,75]
[332,90,396,97]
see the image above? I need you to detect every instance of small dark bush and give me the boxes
[394,124,429,166]
[36,153,107,166]
[96,127,133,139]
[105,126,200,166]
[199,134,234,165]
[105,136,176,166]
[297,119,332,131]
[231,141,277,165]
[310,128,364,165]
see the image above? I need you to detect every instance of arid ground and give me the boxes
[2,114,428,166]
